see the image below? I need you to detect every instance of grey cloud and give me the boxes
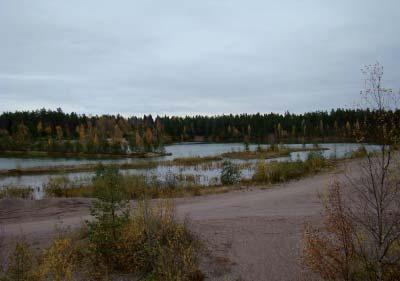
[0,0,399,116]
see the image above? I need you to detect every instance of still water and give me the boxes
[0,142,380,198]
[0,142,377,170]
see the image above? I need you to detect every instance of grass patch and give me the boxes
[42,165,223,200]
[251,151,330,184]
[0,186,34,199]
[1,162,160,177]
[171,156,222,166]
[347,145,369,159]
[221,144,328,160]
[43,176,93,198]
[0,156,224,177]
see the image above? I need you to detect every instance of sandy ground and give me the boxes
[0,161,355,281]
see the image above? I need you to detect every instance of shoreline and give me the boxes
[0,148,329,177]
[0,150,171,160]
[0,160,359,280]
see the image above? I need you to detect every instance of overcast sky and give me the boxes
[0,1,399,116]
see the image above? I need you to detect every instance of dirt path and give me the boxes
[0,162,354,281]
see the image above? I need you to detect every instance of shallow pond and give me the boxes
[0,142,381,199]
[0,142,378,170]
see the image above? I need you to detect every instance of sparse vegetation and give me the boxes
[0,156,221,177]
[348,145,369,159]
[41,166,220,199]
[252,151,328,184]
[0,186,34,199]
[43,176,91,198]
[221,145,327,160]
[1,240,34,281]
[108,200,203,280]
[0,201,203,281]
[172,156,222,166]
[302,63,400,281]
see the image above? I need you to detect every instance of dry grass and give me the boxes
[171,156,223,166]
[0,201,204,281]
[221,145,327,160]
[0,156,223,177]
[251,151,330,184]
[0,186,34,199]
[42,172,225,200]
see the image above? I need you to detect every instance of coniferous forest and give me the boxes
[0,108,398,155]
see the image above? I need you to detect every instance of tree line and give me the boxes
[0,108,164,154]
[0,108,398,154]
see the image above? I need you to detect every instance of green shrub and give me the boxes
[220,160,241,185]
[1,199,203,280]
[115,200,203,280]
[87,166,130,267]
[43,176,71,197]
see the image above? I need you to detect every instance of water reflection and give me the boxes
[0,143,381,199]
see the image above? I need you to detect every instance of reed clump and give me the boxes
[252,151,329,184]
[0,186,34,199]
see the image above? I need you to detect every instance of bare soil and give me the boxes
[0,160,357,281]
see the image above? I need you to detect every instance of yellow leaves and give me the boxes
[14,123,30,144]
[37,121,43,134]
[55,125,63,141]
[145,127,153,146]
[303,224,341,280]
[4,241,33,281]
[44,125,52,136]
[302,183,360,281]
[78,125,86,143]
[93,132,99,145]
[3,238,76,281]
[35,238,75,281]
[2,200,201,281]
[135,130,143,148]
[111,200,201,280]
[112,124,123,142]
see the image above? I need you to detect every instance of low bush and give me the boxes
[1,200,203,281]
[35,238,76,281]
[43,176,70,197]
[220,160,241,185]
[114,200,204,280]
